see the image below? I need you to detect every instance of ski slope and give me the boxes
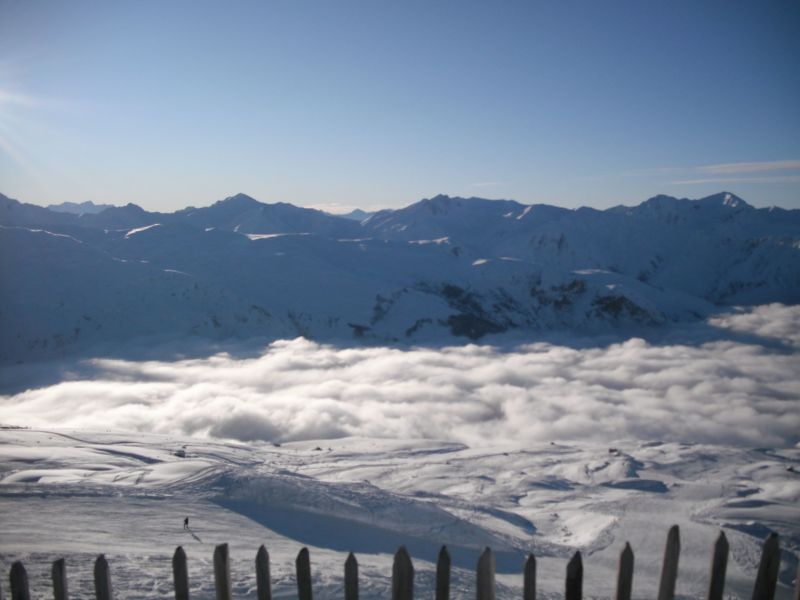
[0,429,798,599]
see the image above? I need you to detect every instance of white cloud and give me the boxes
[669,175,800,185]
[625,159,800,184]
[696,160,800,174]
[1,305,798,448]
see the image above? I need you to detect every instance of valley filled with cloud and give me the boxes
[3,304,797,449]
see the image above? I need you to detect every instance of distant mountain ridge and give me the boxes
[1,190,798,362]
[47,200,114,215]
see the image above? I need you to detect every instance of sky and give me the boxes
[0,0,799,212]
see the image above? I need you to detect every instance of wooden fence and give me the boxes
[3,526,797,600]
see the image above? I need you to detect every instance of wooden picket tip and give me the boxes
[213,543,231,600]
[751,532,780,600]
[94,555,113,600]
[296,547,313,600]
[9,561,30,600]
[256,545,272,600]
[51,558,68,600]
[657,525,680,600]
[392,546,413,600]
[172,546,189,600]
[436,546,450,600]
[345,552,358,600]
[565,551,583,600]
[476,547,496,600]
[615,542,634,600]
[523,553,536,600]
[707,531,728,600]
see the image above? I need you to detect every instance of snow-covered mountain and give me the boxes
[339,208,375,221]
[46,200,114,215]
[1,191,798,361]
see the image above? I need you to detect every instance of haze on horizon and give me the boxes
[0,1,799,212]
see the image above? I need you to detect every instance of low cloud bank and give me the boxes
[1,305,798,447]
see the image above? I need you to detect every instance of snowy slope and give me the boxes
[173,193,363,238]
[1,191,798,361]
[0,429,797,599]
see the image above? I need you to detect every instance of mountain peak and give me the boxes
[218,193,261,207]
[638,192,752,212]
[697,191,752,210]
[641,194,680,207]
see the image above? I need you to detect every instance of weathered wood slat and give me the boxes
[565,551,583,600]
[751,533,780,600]
[0,527,787,599]
[94,555,113,600]
[523,554,536,600]
[657,525,680,600]
[476,547,496,600]
[392,546,413,600]
[345,552,358,600]
[172,546,189,600]
[9,562,30,600]
[296,547,313,600]
[213,544,232,600]
[256,545,272,600]
[707,531,728,600]
[52,558,68,600]
[436,546,450,600]
[615,543,634,600]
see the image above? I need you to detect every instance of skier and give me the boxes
[183,517,189,530]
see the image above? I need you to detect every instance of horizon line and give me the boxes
[5,189,794,215]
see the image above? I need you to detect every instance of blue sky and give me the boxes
[1,0,798,211]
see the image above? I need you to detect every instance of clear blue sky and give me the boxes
[1,0,798,211]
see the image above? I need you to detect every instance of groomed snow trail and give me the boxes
[0,429,798,599]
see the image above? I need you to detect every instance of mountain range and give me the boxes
[1,191,798,362]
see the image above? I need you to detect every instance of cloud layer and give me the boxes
[1,305,798,448]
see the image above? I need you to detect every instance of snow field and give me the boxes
[0,429,798,599]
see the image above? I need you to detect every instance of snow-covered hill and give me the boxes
[0,429,797,599]
[1,191,798,361]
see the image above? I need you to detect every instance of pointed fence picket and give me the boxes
[657,525,680,600]
[752,533,781,600]
[93,555,112,600]
[9,561,29,600]
[476,547,496,600]
[707,531,728,600]
[436,545,450,600]
[344,552,358,600]
[213,543,232,600]
[392,546,413,600]
[51,558,68,600]
[255,545,272,600]
[4,526,797,600]
[172,546,189,600]
[615,542,634,600]
[295,547,313,600]
[523,554,536,600]
[565,551,583,600]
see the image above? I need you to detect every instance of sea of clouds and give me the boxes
[1,304,798,447]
